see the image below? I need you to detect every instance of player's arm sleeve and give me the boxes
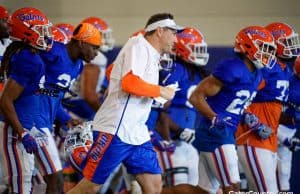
[121,71,160,97]
[56,103,71,124]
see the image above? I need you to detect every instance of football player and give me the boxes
[63,16,115,120]
[191,25,276,194]
[163,26,275,194]
[0,5,10,91]
[265,22,300,192]
[0,7,53,194]
[235,22,295,193]
[157,27,209,187]
[38,22,101,193]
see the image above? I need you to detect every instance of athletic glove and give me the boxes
[243,112,272,140]
[21,131,38,154]
[154,140,176,152]
[283,136,300,152]
[255,124,273,140]
[210,115,233,129]
[178,128,195,144]
[150,130,176,152]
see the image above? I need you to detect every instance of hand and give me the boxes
[150,130,176,152]
[153,140,176,152]
[283,136,300,152]
[159,86,176,101]
[21,131,38,154]
[178,128,195,144]
[210,115,233,129]
[243,112,260,131]
[243,112,272,140]
[255,124,272,140]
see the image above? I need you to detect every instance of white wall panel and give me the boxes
[2,0,299,46]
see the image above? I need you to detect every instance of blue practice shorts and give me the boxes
[82,131,161,184]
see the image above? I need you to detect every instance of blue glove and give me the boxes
[150,130,176,152]
[210,115,233,129]
[153,139,176,152]
[283,136,300,152]
[243,112,272,140]
[21,131,38,154]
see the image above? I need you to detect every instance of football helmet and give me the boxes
[81,17,115,52]
[265,22,300,58]
[0,5,9,19]
[8,7,53,50]
[52,26,68,44]
[175,27,209,66]
[64,121,93,171]
[55,23,75,42]
[234,25,277,69]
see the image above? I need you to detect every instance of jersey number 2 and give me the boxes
[226,90,257,115]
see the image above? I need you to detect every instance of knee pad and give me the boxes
[164,167,188,186]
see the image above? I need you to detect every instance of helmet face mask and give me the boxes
[265,22,300,59]
[253,39,276,69]
[31,23,54,49]
[278,33,300,57]
[100,28,115,52]
[235,25,277,69]
[186,42,209,66]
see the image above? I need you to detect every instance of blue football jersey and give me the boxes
[9,48,46,129]
[164,62,203,135]
[40,42,83,129]
[289,75,300,107]
[193,57,263,152]
[288,74,300,128]
[164,61,202,109]
[253,62,291,103]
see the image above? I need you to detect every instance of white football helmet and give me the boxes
[64,121,93,171]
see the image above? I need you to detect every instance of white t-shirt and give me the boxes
[93,34,161,145]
